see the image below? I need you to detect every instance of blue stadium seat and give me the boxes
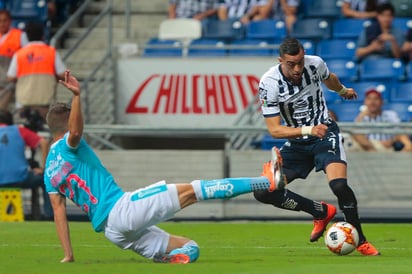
[358,58,405,82]
[325,59,358,82]
[300,39,316,55]
[332,19,371,40]
[384,102,412,121]
[245,19,287,43]
[349,81,392,102]
[329,102,364,122]
[0,0,6,9]
[316,39,357,61]
[392,0,412,17]
[322,84,342,104]
[392,17,412,33]
[202,19,245,41]
[391,82,412,102]
[290,18,332,41]
[188,39,227,57]
[228,39,273,56]
[7,0,48,22]
[142,38,183,57]
[303,0,342,19]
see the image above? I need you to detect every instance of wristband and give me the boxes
[337,85,348,95]
[301,126,313,136]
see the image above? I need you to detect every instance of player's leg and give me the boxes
[253,146,336,239]
[155,235,200,264]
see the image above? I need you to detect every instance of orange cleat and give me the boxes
[261,147,286,192]
[357,241,381,256]
[310,202,337,242]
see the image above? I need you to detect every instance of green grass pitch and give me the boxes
[0,221,411,274]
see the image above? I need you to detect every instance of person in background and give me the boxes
[217,0,269,25]
[168,0,219,22]
[355,2,404,61]
[352,88,412,152]
[0,110,52,219]
[0,9,28,111]
[341,0,389,19]
[7,21,66,121]
[266,0,300,34]
[401,28,412,62]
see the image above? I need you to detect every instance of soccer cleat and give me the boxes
[310,202,337,242]
[154,253,191,264]
[261,146,286,192]
[357,241,381,256]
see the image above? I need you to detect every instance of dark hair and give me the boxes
[376,2,395,15]
[25,21,44,41]
[279,37,304,57]
[0,110,13,125]
[46,102,71,135]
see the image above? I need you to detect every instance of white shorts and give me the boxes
[104,180,180,259]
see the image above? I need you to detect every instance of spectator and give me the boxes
[217,0,269,25]
[355,2,404,61]
[0,9,28,111]
[401,28,412,62]
[352,88,412,152]
[168,0,219,21]
[341,0,389,19]
[7,21,66,121]
[0,110,53,219]
[267,0,300,34]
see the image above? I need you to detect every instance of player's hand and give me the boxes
[59,69,80,96]
[60,256,74,263]
[312,124,328,138]
[340,87,357,100]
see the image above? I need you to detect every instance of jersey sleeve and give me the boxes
[259,72,280,118]
[316,56,330,81]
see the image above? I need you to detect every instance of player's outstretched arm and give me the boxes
[50,193,74,263]
[59,70,83,148]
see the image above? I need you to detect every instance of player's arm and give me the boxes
[323,72,357,100]
[50,193,74,263]
[59,70,83,148]
[265,115,328,139]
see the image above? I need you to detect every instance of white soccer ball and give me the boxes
[324,221,359,255]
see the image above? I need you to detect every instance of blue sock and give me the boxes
[191,177,270,200]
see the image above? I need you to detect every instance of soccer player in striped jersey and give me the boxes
[255,37,380,255]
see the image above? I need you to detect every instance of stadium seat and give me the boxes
[349,81,392,102]
[316,39,357,61]
[245,19,287,43]
[187,39,227,57]
[322,84,342,104]
[228,39,273,56]
[330,102,364,122]
[290,18,332,41]
[202,19,245,41]
[332,18,371,40]
[300,39,316,55]
[358,58,405,82]
[303,0,342,19]
[142,38,183,57]
[384,102,412,121]
[391,0,412,17]
[392,17,412,33]
[158,18,202,42]
[325,59,358,82]
[391,82,412,102]
[7,0,48,22]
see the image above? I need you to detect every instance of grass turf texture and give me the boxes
[0,222,411,274]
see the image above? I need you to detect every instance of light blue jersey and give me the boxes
[44,133,124,232]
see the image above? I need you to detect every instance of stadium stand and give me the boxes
[300,39,316,55]
[245,19,287,43]
[348,81,392,103]
[384,102,412,121]
[392,17,412,34]
[325,59,358,82]
[142,38,183,57]
[289,18,332,41]
[332,18,371,40]
[228,39,273,57]
[322,83,343,104]
[392,0,412,17]
[202,19,245,42]
[329,101,364,122]
[358,58,406,82]
[316,39,357,61]
[158,18,202,42]
[302,0,342,19]
[6,0,48,22]
[391,82,412,103]
[187,39,227,57]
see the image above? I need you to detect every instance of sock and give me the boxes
[169,240,200,263]
[191,177,270,201]
[329,178,366,244]
[253,189,326,218]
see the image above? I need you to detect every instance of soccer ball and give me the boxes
[324,221,359,255]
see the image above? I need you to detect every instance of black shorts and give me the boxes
[280,121,347,180]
